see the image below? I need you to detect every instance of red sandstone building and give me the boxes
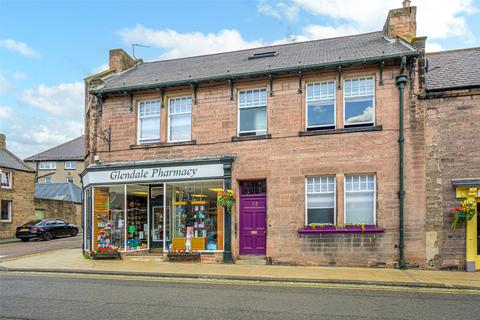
[82,3,479,270]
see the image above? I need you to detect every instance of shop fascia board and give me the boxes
[91,52,419,95]
[80,156,235,178]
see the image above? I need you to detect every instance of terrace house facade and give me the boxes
[83,4,429,267]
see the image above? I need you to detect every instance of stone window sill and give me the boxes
[130,140,196,149]
[231,134,272,142]
[299,125,382,137]
[298,225,384,234]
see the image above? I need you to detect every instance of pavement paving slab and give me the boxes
[1,248,479,289]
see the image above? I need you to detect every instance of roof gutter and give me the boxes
[91,52,419,95]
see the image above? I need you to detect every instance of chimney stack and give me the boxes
[0,133,5,149]
[109,49,137,73]
[383,2,417,39]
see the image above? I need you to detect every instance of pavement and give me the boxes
[0,234,81,261]
[1,248,479,290]
[2,272,479,320]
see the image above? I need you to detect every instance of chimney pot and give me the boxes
[403,0,411,8]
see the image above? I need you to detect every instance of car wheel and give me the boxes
[70,229,78,237]
[20,238,29,242]
[43,232,53,241]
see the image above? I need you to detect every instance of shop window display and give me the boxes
[169,180,223,251]
[93,186,125,251]
[126,185,149,250]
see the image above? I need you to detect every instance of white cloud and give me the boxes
[92,63,109,74]
[19,82,84,120]
[7,120,83,159]
[118,25,263,59]
[257,0,299,22]
[425,42,445,53]
[346,106,374,124]
[291,0,476,41]
[302,24,360,39]
[0,39,40,58]
[0,105,13,119]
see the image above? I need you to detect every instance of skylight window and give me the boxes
[248,51,278,60]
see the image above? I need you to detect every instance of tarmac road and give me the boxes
[0,272,479,320]
[0,235,81,261]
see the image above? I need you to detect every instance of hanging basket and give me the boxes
[450,200,476,228]
[217,189,237,210]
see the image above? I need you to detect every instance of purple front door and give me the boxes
[239,196,266,255]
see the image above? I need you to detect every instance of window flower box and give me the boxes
[167,250,201,262]
[298,224,384,234]
[91,248,120,260]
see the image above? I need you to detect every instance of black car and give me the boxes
[16,219,78,242]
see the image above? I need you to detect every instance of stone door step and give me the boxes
[236,255,267,265]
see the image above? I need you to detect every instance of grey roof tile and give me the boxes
[35,183,82,203]
[425,48,480,91]
[0,148,34,172]
[99,31,415,92]
[25,136,85,162]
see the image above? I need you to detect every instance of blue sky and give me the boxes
[1,0,479,159]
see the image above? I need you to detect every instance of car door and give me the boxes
[44,220,57,235]
[55,220,68,236]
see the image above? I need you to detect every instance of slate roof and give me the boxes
[0,148,34,172]
[98,31,416,93]
[425,47,480,91]
[35,183,82,203]
[25,136,85,162]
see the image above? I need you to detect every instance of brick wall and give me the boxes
[0,168,35,239]
[424,89,480,269]
[85,63,427,267]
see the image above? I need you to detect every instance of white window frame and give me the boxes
[343,76,376,126]
[44,177,52,184]
[0,171,12,188]
[137,100,161,145]
[305,80,336,129]
[39,162,56,170]
[66,176,74,183]
[343,174,376,225]
[305,176,336,225]
[0,200,12,222]
[237,88,268,136]
[167,96,193,143]
[64,161,76,170]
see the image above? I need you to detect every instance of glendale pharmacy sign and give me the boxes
[82,163,224,186]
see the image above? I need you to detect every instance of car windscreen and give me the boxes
[23,219,43,226]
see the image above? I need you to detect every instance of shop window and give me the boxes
[39,162,56,170]
[1,171,12,188]
[169,180,224,251]
[1,200,12,222]
[306,81,335,130]
[138,100,161,144]
[64,161,76,170]
[240,180,266,195]
[345,174,376,224]
[238,88,267,136]
[344,77,375,126]
[306,176,335,224]
[126,185,149,250]
[168,96,192,142]
[93,186,125,251]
